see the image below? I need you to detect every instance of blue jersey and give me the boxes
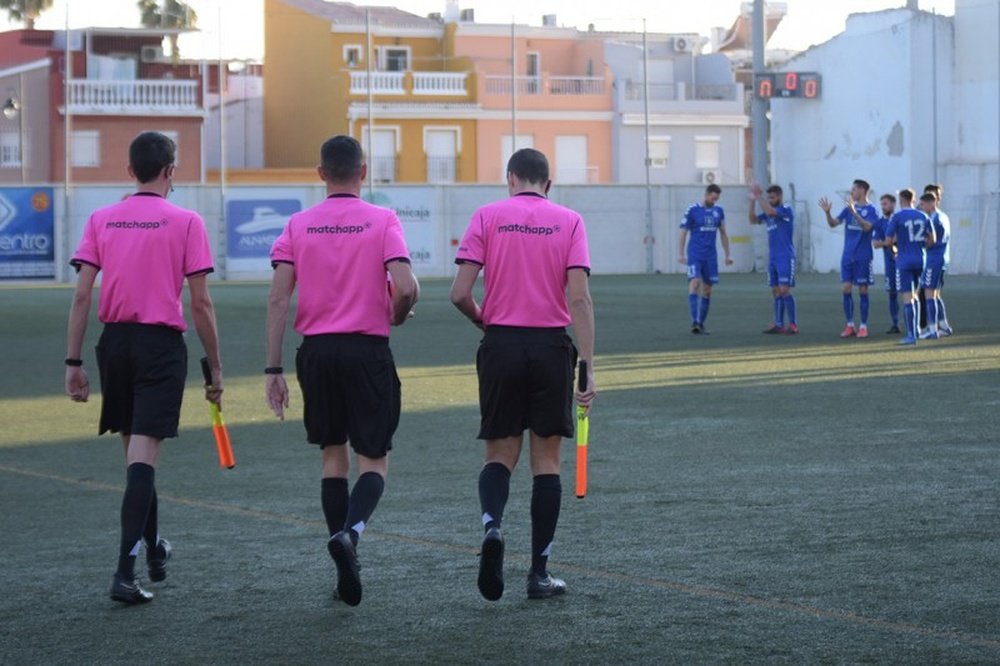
[681,203,725,260]
[836,203,877,262]
[886,208,931,270]
[757,204,795,259]
[927,209,950,266]
[872,216,896,266]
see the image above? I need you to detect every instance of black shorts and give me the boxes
[476,326,577,440]
[95,323,187,439]
[295,334,400,458]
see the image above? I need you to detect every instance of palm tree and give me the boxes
[0,0,54,30]
[137,0,198,62]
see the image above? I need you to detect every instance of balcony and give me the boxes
[426,155,456,183]
[481,73,612,111]
[65,79,201,116]
[484,75,606,96]
[349,71,470,97]
[619,80,745,114]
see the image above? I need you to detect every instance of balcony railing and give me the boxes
[350,71,470,96]
[350,71,406,95]
[66,79,200,114]
[623,81,740,102]
[484,75,605,96]
[426,155,456,183]
[413,73,468,96]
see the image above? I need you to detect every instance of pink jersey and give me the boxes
[456,193,591,327]
[70,193,214,332]
[270,194,411,337]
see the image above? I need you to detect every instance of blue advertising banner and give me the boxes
[226,199,300,259]
[0,187,55,279]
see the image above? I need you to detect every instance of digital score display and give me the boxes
[754,72,821,100]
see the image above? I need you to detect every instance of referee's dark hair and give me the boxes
[129,131,176,184]
[853,179,871,193]
[507,148,549,185]
[320,135,365,183]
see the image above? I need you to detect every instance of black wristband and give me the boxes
[65,358,83,367]
[264,366,284,375]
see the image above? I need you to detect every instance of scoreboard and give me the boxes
[754,72,821,100]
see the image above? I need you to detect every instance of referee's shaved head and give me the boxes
[130,131,175,183]
[321,135,365,183]
[507,148,550,185]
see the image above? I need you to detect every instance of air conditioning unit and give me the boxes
[700,169,721,185]
[140,45,167,63]
[674,37,692,53]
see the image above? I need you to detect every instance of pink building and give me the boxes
[452,19,614,184]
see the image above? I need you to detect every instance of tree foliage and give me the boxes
[0,0,55,30]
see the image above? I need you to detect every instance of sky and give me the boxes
[5,0,957,60]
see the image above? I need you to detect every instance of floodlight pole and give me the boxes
[751,0,768,271]
[642,19,653,273]
[511,18,517,156]
[366,9,374,200]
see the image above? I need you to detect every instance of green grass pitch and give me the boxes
[1,274,998,663]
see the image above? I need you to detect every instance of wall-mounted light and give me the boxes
[2,92,19,120]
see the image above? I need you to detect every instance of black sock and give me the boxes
[321,477,349,537]
[117,463,155,578]
[142,488,160,558]
[344,472,385,546]
[478,462,511,532]
[530,474,562,577]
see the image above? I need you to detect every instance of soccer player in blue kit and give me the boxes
[819,179,878,338]
[749,183,797,334]
[919,190,953,338]
[885,188,936,345]
[872,193,901,334]
[679,184,733,334]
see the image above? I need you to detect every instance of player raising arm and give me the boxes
[749,183,797,334]
[819,179,878,338]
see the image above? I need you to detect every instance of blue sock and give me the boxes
[936,297,948,325]
[842,293,854,324]
[904,303,915,336]
[774,297,784,326]
[859,293,869,326]
[784,295,796,325]
[925,298,937,331]
[889,291,899,326]
[698,297,711,325]
[688,293,699,323]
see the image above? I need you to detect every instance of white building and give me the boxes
[770,0,1000,275]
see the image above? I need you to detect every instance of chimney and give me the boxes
[542,14,557,27]
[906,0,919,9]
[459,8,475,22]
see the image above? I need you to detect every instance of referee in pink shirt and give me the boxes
[265,135,418,607]
[450,148,596,601]
[65,131,223,604]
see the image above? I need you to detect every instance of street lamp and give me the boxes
[2,92,19,119]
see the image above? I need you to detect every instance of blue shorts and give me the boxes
[922,260,946,290]
[768,255,796,288]
[841,256,874,286]
[895,266,923,293]
[687,256,719,285]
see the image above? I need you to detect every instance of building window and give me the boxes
[0,131,21,168]
[695,137,721,169]
[380,47,409,72]
[71,130,100,168]
[343,45,362,68]
[424,128,459,184]
[362,127,399,183]
[648,136,670,168]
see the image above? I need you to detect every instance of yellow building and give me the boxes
[264,0,478,183]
